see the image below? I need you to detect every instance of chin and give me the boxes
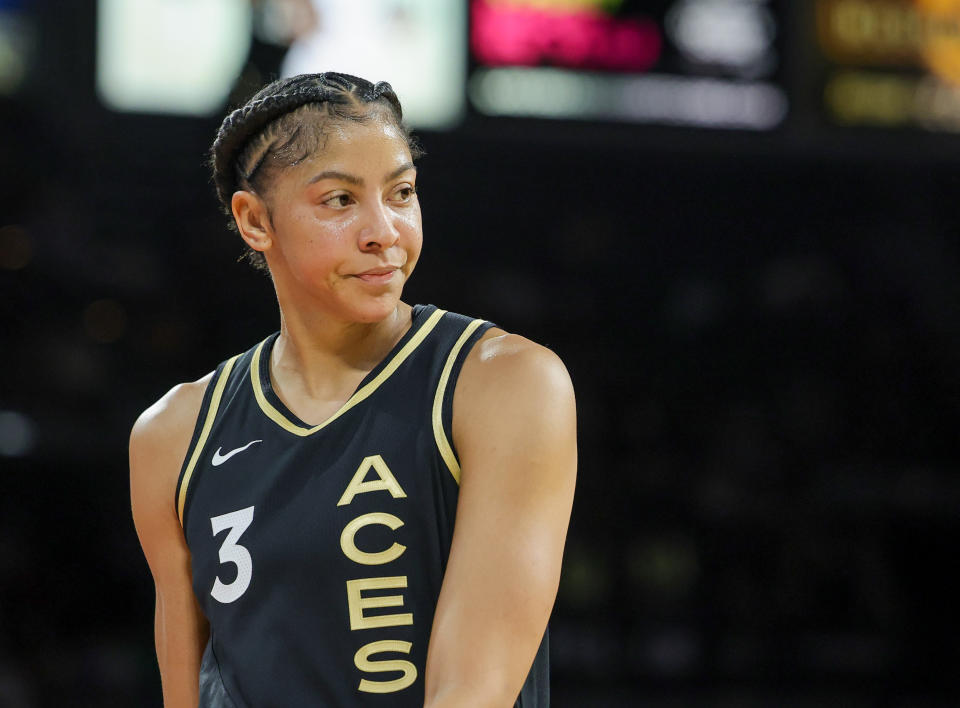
[339,292,403,324]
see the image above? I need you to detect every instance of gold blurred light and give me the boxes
[825,69,960,129]
[817,0,960,84]
[826,70,915,125]
[916,0,960,85]
[818,0,925,64]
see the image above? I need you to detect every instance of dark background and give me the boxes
[1,2,959,706]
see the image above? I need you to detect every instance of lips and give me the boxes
[356,266,399,276]
[353,266,400,283]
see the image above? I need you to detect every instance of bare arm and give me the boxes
[424,333,577,707]
[130,375,213,708]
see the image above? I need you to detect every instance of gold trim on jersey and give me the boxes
[251,308,447,436]
[178,354,240,526]
[432,318,486,484]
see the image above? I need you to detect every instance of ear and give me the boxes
[232,190,273,254]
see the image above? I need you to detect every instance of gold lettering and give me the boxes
[354,640,417,693]
[337,455,407,506]
[340,512,406,565]
[345,576,413,630]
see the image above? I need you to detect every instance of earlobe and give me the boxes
[232,190,273,253]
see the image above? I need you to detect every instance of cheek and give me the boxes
[284,210,356,261]
[306,213,356,248]
[399,206,423,251]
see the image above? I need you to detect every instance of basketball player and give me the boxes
[129,73,576,707]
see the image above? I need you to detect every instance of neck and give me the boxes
[271,300,412,400]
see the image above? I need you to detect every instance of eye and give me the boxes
[393,185,416,203]
[323,193,353,208]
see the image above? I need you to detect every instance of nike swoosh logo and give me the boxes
[212,439,263,467]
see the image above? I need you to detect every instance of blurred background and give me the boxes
[1,0,959,705]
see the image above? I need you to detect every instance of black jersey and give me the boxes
[176,305,550,707]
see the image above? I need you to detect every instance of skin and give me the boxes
[130,114,576,707]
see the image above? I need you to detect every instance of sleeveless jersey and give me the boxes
[176,305,550,707]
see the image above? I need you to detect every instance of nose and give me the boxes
[358,201,401,252]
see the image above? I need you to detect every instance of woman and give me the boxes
[129,72,576,707]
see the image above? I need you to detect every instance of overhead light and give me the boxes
[97,0,251,116]
[281,0,467,130]
[666,0,777,76]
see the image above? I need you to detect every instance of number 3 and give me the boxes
[210,506,254,604]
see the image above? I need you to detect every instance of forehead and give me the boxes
[305,119,412,170]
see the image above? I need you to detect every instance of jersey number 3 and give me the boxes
[210,506,255,604]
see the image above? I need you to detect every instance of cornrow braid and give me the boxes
[209,72,418,270]
[211,72,403,209]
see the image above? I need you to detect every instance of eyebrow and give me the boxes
[307,162,416,187]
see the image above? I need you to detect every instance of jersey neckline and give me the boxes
[249,304,445,437]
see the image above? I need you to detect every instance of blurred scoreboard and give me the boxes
[467,0,790,130]
[90,0,960,137]
[817,0,960,132]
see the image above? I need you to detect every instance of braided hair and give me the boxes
[210,72,421,271]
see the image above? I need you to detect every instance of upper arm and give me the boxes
[424,332,577,706]
[129,373,213,706]
[130,375,210,586]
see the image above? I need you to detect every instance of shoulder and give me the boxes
[129,372,215,519]
[452,327,576,448]
[460,327,574,402]
[130,372,215,464]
